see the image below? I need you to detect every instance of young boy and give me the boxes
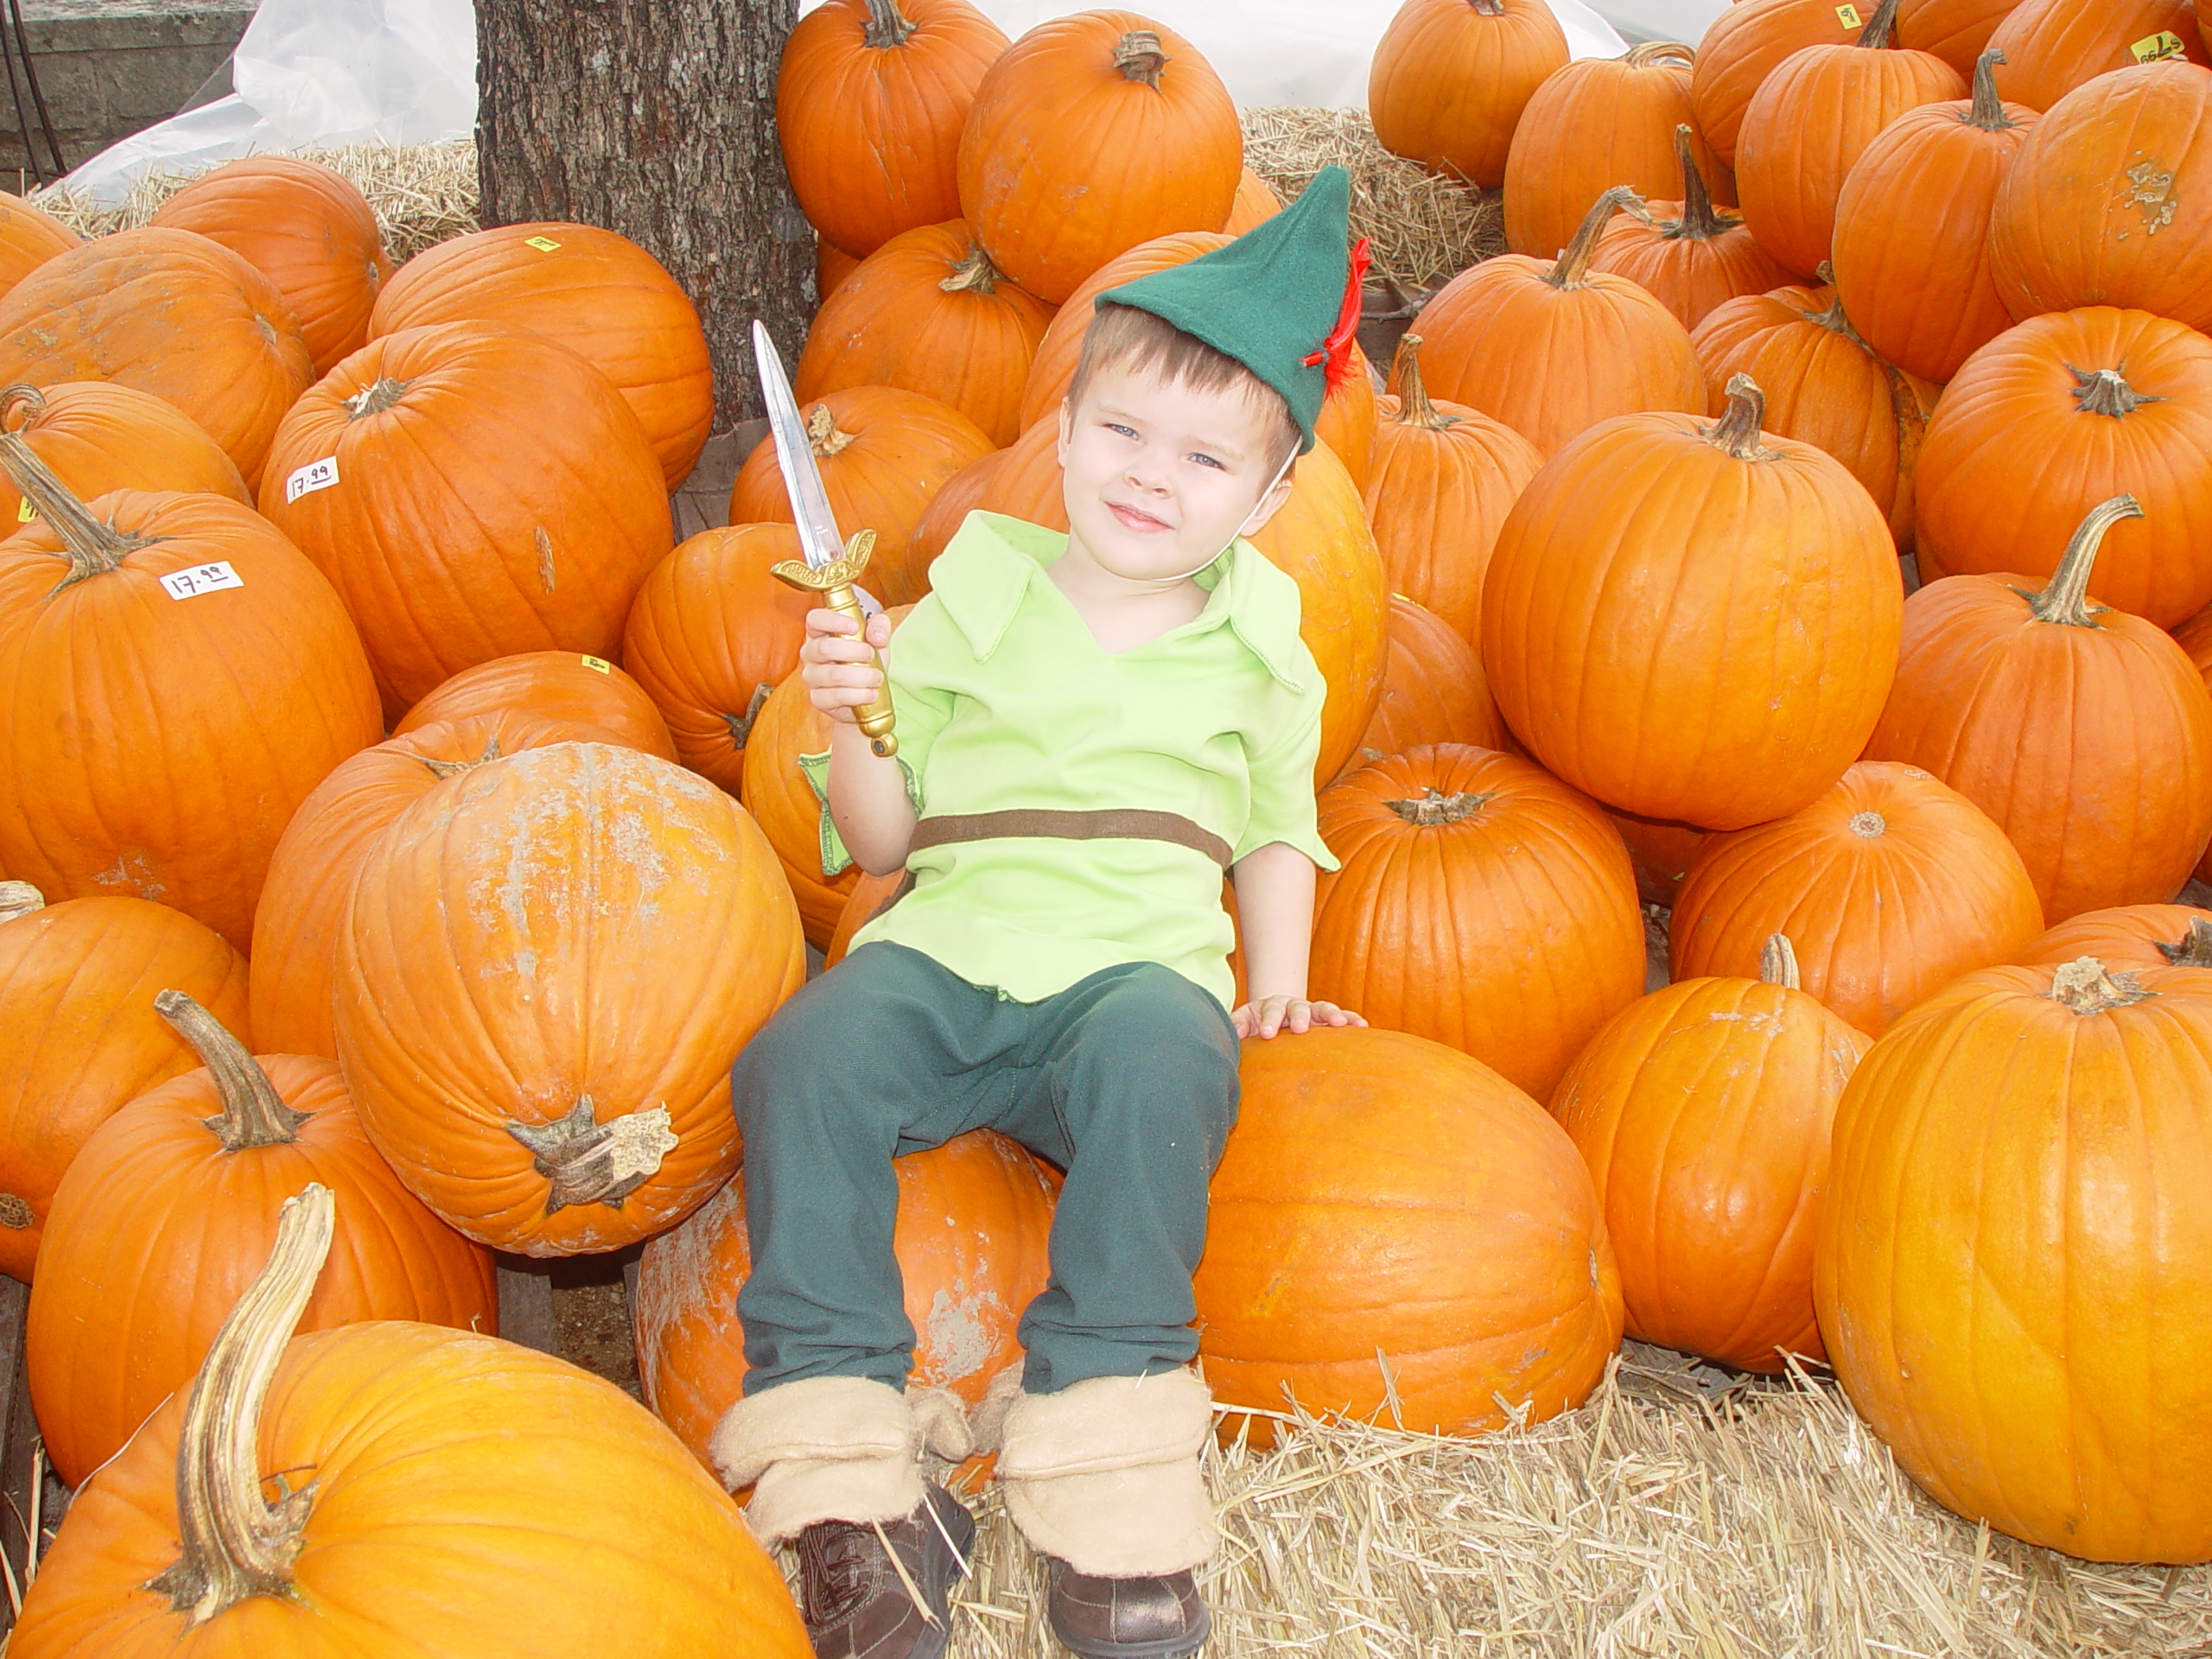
[715,168,1367,1659]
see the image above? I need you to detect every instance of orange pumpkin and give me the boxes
[262,321,674,719]
[1987,0,2202,111]
[148,154,394,375]
[1733,0,1967,278]
[1829,48,2039,384]
[1312,745,1645,1099]
[1313,340,1379,494]
[249,712,626,1060]
[1344,597,1510,775]
[1896,0,2024,75]
[795,219,1054,448]
[904,447,1006,586]
[1608,810,1708,908]
[0,887,251,1283]
[819,235,861,298]
[1669,761,2045,1033]
[1986,60,2212,335]
[957,12,1239,305]
[620,524,815,797]
[1402,186,1705,457]
[0,226,313,486]
[1226,166,1282,232]
[2017,903,2212,970]
[0,189,79,300]
[1361,334,1543,640]
[1816,956,2212,1560]
[1914,308,2212,628]
[1197,1026,1624,1440]
[1015,231,1231,431]
[1589,124,1796,328]
[394,650,678,760]
[0,379,249,527]
[10,1190,810,1656]
[1554,935,1872,1370]
[827,868,910,968]
[2176,604,2212,881]
[744,667,865,950]
[1480,377,1902,830]
[332,743,806,1255]
[1866,499,2212,922]
[27,995,496,1486]
[634,1129,1054,1467]
[778,0,1011,259]
[370,221,715,488]
[1503,41,1719,261]
[1368,0,1571,189]
[1691,0,1868,168]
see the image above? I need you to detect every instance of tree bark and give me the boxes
[474,0,816,436]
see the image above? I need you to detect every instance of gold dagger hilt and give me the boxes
[772,529,898,758]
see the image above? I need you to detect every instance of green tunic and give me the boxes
[805,511,1335,1009]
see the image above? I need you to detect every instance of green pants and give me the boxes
[731,942,1241,1396]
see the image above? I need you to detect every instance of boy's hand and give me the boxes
[799,607,892,726]
[1232,995,1366,1039]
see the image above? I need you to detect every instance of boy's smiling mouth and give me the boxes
[1108,499,1173,532]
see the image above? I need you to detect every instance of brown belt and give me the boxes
[870,808,1232,922]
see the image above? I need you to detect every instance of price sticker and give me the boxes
[579,655,613,674]
[2132,30,2187,61]
[525,235,563,252]
[1835,3,1860,26]
[285,454,340,504]
[15,496,34,524]
[160,561,244,601]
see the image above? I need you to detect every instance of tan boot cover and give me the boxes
[710,1376,973,1545]
[987,1369,1217,1577]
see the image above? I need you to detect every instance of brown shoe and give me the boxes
[793,1484,976,1659]
[1045,1558,1211,1659]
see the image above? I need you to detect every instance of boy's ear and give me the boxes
[1238,465,1298,537]
[1055,398,1072,468]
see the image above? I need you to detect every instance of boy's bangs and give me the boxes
[1070,303,1303,467]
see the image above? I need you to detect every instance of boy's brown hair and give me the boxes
[1065,302,1305,474]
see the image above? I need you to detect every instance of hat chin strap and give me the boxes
[1159,447,1300,583]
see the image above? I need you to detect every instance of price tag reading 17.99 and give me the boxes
[160,562,245,601]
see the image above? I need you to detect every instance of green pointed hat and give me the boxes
[1096,165,1368,454]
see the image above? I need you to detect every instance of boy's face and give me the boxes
[1056,361,1295,585]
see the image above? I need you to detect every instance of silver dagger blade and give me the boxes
[753,319,846,570]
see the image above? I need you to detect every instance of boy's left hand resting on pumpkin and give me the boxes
[1232,995,1365,1039]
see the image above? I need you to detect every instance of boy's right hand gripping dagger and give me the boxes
[751,319,898,758]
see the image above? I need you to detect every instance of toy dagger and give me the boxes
[751,319,897,758]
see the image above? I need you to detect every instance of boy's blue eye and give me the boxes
[1189,453,1224,470]
[1103,422,1137,439]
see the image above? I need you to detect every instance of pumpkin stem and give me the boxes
[156,990,306,1151]
[805,402,857,459]
[1114,29,1169,86]
[1548,187,1644,289]
[416,732,504,780]
[1967,48,2017,130]
[147,1183,330,1625]
[0,383,150,593]
[1668,124,1729,241]
[1704,374,1771,461]
[1803,266,1876,351]
[1855,0,1905,48]
[724,682,775,749]
[1384,788,1493,827]
[1468,0,1505,14]
[505,1096,678,1215]
[2047,957,2156,1014]
[2158,915,2212,967]
[0,880,42,924]
[1759,934,1801,989]
[1847,810,1887,838]
[2070,365,2159,419]
[1389,334,1457,432]
[861,0,918,48]
[2026,495,2144,627]
[939,242,1004,296]
[344,377,411,419]
[1624,41,1695,67]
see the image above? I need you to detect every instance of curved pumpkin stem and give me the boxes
[2026,495,2144,627]
[804,403,857,459]
[416,731,505,780]
[1705,374,1771,461]
[1758,934,1802,989]
[345,377,411,419]
[1115,30,1169,86]
[149,1183,331,1625]
[939,242,1005,296]
[1663,124,1731,242]
[2048,957,2155,1014]
[505,1096,678,1214]
[156,990,306,1151]
[1624,41,1695,68]
[0,383,150,593]
[1389,334,1458,432]
[725,682,775,749]
[1385,787,1493,826]
[2072,365,2160,419]
[0,880,42,924]
[2158,915,2212,967]
[1468,0,1506,15]
[1548,186,1645,289]
[1855,0,1905,49]
[1966,48,2018,130]
[861,0,918,49]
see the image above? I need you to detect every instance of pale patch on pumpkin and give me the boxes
[90,848,162,899]
[918,1281,1007,1386]
[2122,160,2179,237]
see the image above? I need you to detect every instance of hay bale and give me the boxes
[1242,106,1504,292]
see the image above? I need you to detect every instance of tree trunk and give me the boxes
[474,0,815,437]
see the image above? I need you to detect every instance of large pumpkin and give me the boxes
[1197,1027,1623,1440]
[1368,0,1570,190]
[634,1128,1054,1469]
[1226,165,1282,232]
[0,886,250,1283]
[0,189,79,300]
[1669,761,2045,1034]
[1866,499,2212,922]
[1691,0,1869,168]
[1829,48,2039,384]
[148,154,394,375]
[743,669,865,950]
[1589,124,1796,329]
[957,12,1239,306]
[1311,745,1645,1100]
[394,650,678,759]
[1816,956,2212,1560]
[905,446,1006,581]
[2017,903,2212,971]
[249,712,627,1060]
[332,743,806,1255]
[620,524,815,798]
[1609,810,1708,908]
[1986,61,2212,334]
[10,1189,811,1656]
[1913,308,2212,626]
[370,221,715,488]
[1015,230,1230,431]
[1553,935,1872,1371]
[796,219,1053,448]
[26,995,495,1487]
[0,226,314,485]
[778,0,1011,259]
[1404,187,1704,457]
[0,437,382,951]
[1480,377,1902,830]
[1987,0,2202,111]
[1360,333,1543,640]
[261,321,674,719]
[1733,0,1967,278]
[1896,0,2025,74]
[0,379,248,525]
[1344,597,1510,776]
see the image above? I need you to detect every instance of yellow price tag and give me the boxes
[579,655,613,674]
[1835,3,1860,26]
[524,235,563,252]
[15,496,34,524]
[2131,30,2186,62]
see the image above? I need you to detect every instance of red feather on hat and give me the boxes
[1303,236,1372,397]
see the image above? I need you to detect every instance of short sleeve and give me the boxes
[1233,681,1338,871]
